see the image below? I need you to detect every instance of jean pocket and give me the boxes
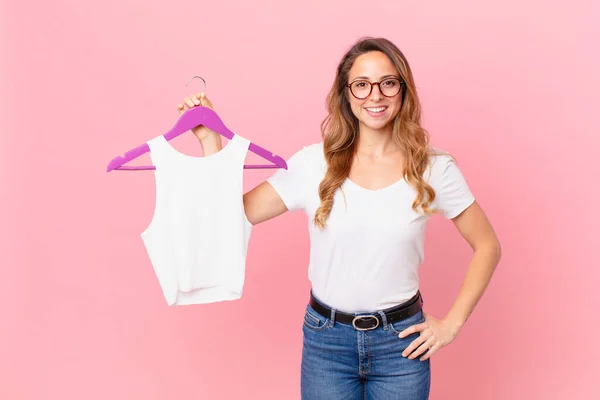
[388,309,425,336]
[303,304,331,331]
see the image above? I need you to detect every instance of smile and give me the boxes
[365,106,387,112]
[364,106,388,117]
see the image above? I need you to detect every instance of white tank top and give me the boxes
[140,133,253,306]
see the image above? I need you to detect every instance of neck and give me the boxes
[355,122,397,157]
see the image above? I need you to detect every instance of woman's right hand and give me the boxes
[176,92,219,142]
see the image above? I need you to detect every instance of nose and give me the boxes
[369,83,383,100]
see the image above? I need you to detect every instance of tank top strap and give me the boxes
[144,135,170,167]
[146,135,169,155]
[229,134,251,167]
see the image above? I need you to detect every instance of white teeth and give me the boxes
[366,107,387,112]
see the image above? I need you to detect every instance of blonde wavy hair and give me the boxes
[313,37,447,229]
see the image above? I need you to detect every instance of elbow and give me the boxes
[490,239,502,264]
[475,238,502,265]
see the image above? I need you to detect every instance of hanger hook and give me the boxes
[186,76,207,93]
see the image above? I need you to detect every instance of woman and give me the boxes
[177,37,501,400]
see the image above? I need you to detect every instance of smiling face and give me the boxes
[346,51,404,133]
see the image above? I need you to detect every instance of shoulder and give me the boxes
[295,141,324,160]
[424,148,475,218]
[424,148,458,183]
[287,141,326,171]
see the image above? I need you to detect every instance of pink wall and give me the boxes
[2,0,598,399]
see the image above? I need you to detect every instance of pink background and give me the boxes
[2,0,598,399]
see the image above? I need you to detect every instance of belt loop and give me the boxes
[377,310,389,330]
[329,308,336,327]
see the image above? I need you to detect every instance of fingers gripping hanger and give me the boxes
[106,76,287,172]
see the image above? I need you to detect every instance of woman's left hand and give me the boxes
[397,311,462,361]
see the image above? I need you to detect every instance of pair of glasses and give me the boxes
[346,77,405,99]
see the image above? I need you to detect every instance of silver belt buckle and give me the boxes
[352,315,380,331]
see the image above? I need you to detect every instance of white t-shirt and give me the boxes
[267,142,475,313]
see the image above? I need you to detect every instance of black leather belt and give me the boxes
[309,290,423,331]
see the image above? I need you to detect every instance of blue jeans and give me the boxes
[301,292,431,399]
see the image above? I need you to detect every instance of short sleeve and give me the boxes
[266,145,312,212]
[429,154,475,219]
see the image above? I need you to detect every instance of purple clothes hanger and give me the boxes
[106,76,287,172]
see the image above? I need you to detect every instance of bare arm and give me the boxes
[397,201,501,361]
[243,181,288,225]
[444,201,502,330]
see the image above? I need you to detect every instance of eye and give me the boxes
[383,79,397,87]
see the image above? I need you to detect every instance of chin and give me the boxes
[359,119,392,132]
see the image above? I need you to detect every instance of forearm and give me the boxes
[198,134,223,156]
[443,243,502,331]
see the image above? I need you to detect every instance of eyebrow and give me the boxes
[351,74,399,81]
